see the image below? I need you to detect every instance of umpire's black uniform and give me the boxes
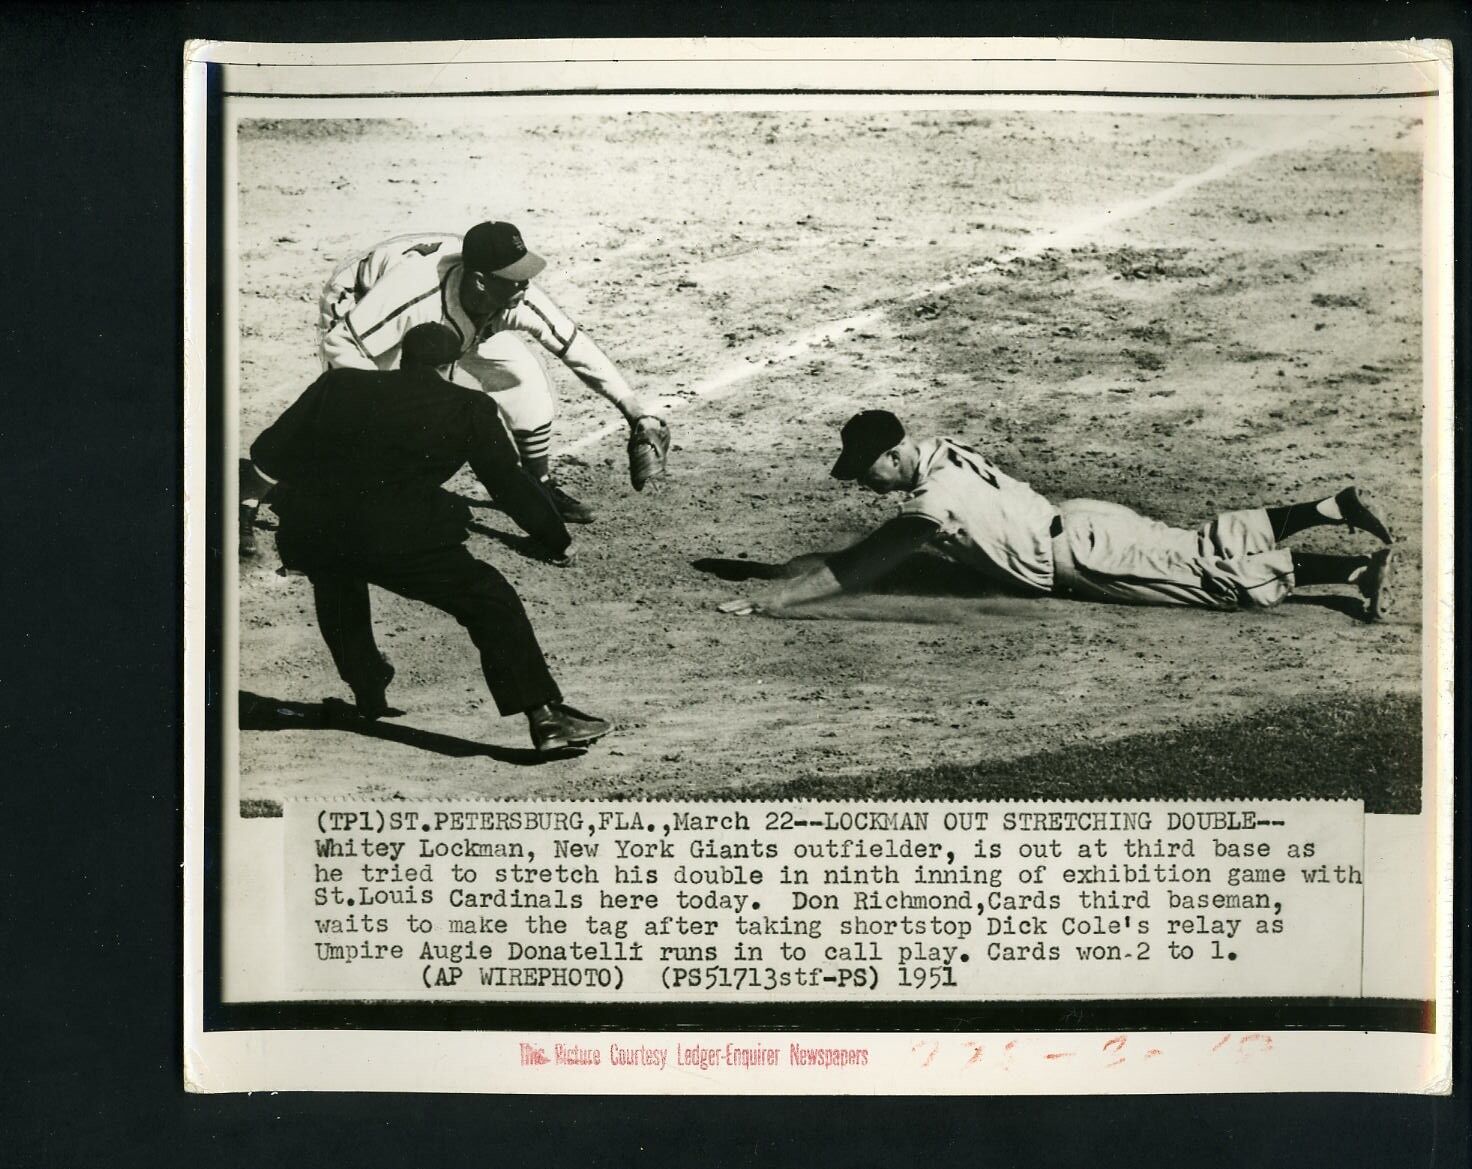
[251,359,571,719]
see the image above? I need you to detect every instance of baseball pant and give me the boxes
[450,332,556,466]
[306,543,562,716]
[1052,499,1295,610]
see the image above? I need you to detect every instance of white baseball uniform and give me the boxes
[898,437,1295,609]
[317,233,640,462]
[898,438,1058,593]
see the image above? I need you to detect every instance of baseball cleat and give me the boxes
[527,703,613,754]
[1357,547,1394,622]
[1336,485,1393,545]
[239,502,260,558]
[545,479,596,525]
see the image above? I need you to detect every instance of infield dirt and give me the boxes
[233,102,1424,809]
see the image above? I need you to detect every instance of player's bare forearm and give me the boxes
[768,563,843,608]
[717,518,941,616]
[576,373,646,425]
[718,562,843,616]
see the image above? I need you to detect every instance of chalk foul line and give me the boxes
[559,121,1330,458]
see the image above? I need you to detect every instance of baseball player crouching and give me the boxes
[241,221,668,555]
[718,409,1395,621]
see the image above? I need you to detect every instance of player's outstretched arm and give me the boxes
[508,287,642,417]
[513,288,671,488]
[716,515,940,616]
[559,329,657,424]
[718,561,846,616]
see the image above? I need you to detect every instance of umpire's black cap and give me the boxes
[401,323,463,369]
[831,410,905,480]
[463,221,546,281]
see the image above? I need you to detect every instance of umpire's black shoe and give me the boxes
[545,479,596,525]
[350,660,396,720]
[1336,485,1393,545]
[527,703,613,755]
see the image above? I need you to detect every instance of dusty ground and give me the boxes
[234,104,1424,811]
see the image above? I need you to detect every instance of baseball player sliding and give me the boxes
[241,221,668,554]
[718,409,1394,621]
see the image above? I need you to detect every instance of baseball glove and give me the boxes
[628,415,671,491]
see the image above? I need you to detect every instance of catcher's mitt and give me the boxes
[628,415,670,491]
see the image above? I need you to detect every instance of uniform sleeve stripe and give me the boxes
[557,324,579,358]
[439,267,468,347]
[441,264,457,317]
[344,314,369,359]
[356,286,440,341]
[524,301,574,352]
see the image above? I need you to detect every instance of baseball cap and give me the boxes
[830,409,906,480]
[462,221,546,281]
[401,322,463,368]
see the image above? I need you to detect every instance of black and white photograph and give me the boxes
[233,91,1425,811]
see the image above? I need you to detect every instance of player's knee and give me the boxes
[469,339,556,429]
[489,380,556,432]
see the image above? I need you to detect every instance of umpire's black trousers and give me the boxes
[303,543,562,717]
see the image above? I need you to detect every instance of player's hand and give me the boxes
[717,597,762,616]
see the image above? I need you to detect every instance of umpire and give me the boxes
[250,322,612,755]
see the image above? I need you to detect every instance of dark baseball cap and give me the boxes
[830,409,906,480]
[462,221,546,281]
[401,322,463,368]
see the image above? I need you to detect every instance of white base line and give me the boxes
[559,120,1331,457]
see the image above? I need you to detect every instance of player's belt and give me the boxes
[1049,513,1076,596]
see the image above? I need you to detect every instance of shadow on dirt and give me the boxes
[692,551,1009,597]
[238,691,551,765]
[467,522,572,565]
[691,557,789,582]
[695,557,1380,622]
[1284,592,1374,621]
[735,691,1422,814]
